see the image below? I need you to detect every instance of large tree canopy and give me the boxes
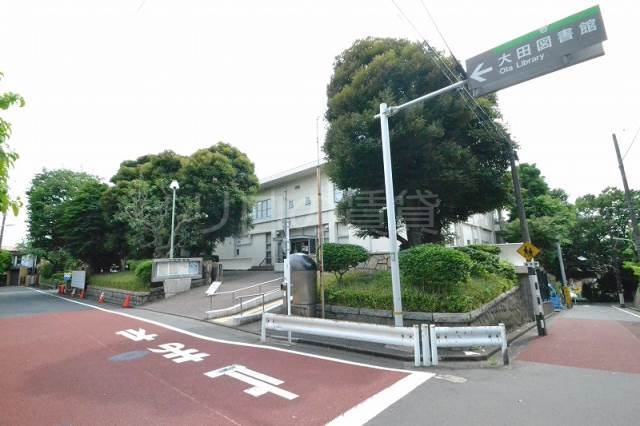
[110,143,259,258]
[324,38,512,247]
[27,169,102,252]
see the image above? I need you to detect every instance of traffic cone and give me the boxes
[58,284,65,295]
[122,294,132,308]
[98,292,105,304]
[80,289,85,299]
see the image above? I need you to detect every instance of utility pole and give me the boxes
[613,133,640,257]
[509,147,547,336]
[612,133,638,307]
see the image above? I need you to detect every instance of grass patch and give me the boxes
[323,270,515,313]
[89,271,149,292]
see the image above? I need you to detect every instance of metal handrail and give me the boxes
[208,277,283,309]
[237,289,281,317]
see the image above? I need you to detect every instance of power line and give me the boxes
[622,125,640,160]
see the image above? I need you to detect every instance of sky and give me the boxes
[1,0,639,247]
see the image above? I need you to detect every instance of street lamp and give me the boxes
[169,180,179,258]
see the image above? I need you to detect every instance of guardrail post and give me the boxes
[429,324,438,367]
[413,325,420,367]
[499,323,509,365]
[420,324,431,367]
[260,313,268,342]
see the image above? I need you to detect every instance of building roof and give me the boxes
[259,160,326,190]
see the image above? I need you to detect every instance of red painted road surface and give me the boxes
[0,293,428,425]
[517,316,640,374]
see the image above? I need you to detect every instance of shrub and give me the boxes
[134,260,153,285]
[455,246,516,282]
[322,243,369,285]
[0,249,11,274]
[400,244,472,293]
[467,244,501,255]
[38,259,53,279]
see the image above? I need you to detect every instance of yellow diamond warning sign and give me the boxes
[517,242,540,261]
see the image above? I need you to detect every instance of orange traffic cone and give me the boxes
[98,292,105,304]
[122,294,132,308]
[58,284,65,295]
[80,289,85,299]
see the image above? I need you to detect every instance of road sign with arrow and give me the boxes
[466,5,607,97]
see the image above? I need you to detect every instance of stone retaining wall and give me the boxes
[85,286,164,306]
[318,284,531,330]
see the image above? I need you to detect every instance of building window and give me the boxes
[304,196,311,206]
[288,200,294,209]
[254,199,271,220]
[334,188,344,203]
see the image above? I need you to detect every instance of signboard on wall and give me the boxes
[70,271,86,290]
[151,258,203,282]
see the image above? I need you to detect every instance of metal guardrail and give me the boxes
[261,313,421,366]
[424,323,508,367]
[261,313,508,368]
[206,289,282,319]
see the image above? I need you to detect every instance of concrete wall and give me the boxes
[318,285,532,331]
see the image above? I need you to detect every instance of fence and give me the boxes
[261,313,508,367]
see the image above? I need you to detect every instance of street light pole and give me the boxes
[169,180,179,259]
[375,79,466,327]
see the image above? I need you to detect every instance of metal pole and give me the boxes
[613,133,640,258]
[285,220,291,342]
[556,241,567,286]
[170,187,177,258]
[379,103,403,327]
[316,117,325,319]
[509,145,546,336]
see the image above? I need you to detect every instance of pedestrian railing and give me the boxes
[205,277,283,313]
[261,313,508,368]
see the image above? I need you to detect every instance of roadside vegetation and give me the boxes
[323,244,516,313]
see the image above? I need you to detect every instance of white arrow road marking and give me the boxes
[470,62,493,82]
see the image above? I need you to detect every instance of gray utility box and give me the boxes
[288,253,317,317]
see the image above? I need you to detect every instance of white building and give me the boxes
[214,162,501,270]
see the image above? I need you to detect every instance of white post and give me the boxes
[284,220,292,343]
[379,103,404,327]
[169,180,179,259]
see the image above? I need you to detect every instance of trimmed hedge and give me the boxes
[324,270,515,313]
[134,260,153,285]
[399,244,472,293]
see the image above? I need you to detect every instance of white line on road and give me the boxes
[611,305,640,319]
[326,372,431,426]
[26,287,432,375]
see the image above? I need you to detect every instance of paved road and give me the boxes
[3,287,639,425]
[368,303,640,426]
[0,287,430,425]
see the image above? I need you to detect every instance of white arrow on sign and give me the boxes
[469,62,493,82]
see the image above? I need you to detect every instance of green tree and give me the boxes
[26,169,100,252]
[502,163,576,273]
[324,38,512,247]
[111,143,259,258]
[564,187,639,295]
[0,249,11,274]
[323,243,369,285]
[0,72,24,216]
[57,180,119,270]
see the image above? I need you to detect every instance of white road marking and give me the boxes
[326,372,431,426]
[27,287,428,374]
[611,305,640,319]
